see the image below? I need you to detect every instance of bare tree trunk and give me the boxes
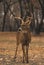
[26,0,30,11]
[2,2,7,31]
[29,1,35,33]
[0,0,3,2]
[2,1,11,31]
[38,0,44,32]
[18,0,23,18]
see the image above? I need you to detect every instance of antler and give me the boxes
[25,17,32,24]
[14,16,32,26]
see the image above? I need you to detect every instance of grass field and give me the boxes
[0,32,44,65]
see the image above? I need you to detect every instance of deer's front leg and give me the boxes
[14,32,19,60]
[26,45,29,63]
[14,43,19,59]
[22,45,25,63]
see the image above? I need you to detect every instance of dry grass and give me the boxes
[0,32,44,65]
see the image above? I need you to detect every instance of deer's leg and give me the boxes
[22,45,25,63]
[12,43,19,61]
[14,32,19,60]
[26,45,29,63]
[14,43,19,59]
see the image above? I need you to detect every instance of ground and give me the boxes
[0,32,44,65]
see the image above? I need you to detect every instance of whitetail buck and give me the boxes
[13,17,32,63]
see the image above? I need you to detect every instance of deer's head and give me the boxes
[14,16,32,32]
[19,16,32,32]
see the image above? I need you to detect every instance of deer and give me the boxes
[13,16,32,63]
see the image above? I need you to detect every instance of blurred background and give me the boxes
[0,0,44,34]
[0,1,44,65]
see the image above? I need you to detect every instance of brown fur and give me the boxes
[14,17,31,63]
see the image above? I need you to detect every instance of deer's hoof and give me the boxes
[22,60,25,63]
[26,61,29,63]
[11,57,16,62]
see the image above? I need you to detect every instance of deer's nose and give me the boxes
[18,27,22,31]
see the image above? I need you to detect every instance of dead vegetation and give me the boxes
[0,32,44,65]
